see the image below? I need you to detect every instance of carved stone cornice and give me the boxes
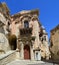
[20,15,31,22]
[11,9,39,18]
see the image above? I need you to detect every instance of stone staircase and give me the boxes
[6,60,56,65]
[0,50,18,65]
[0,50,58,65]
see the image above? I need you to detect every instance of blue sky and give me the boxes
[0,0,59,38]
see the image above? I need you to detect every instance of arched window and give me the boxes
[24,20,29,28]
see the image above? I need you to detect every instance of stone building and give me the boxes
[50,24,59,60]
[10,10,50,60]
[0,2,11,53]
[0,2,50,61]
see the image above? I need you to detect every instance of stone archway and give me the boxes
[24,45,30,59]
[8,35,17,50]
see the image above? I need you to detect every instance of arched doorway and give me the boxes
[8,35,17,50]
[24,45,30,59]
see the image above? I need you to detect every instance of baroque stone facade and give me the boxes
[50,25,59,60]
[10,10,50,60]
[0,2,50,61]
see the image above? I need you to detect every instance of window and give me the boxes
[8,22,10,25]
[44,36,46,41]
[50,41,53,47]
[41,38,43,42]
[36,52,38,60]
[24,20,29,28]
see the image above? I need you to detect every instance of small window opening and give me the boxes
[24,20,29,28]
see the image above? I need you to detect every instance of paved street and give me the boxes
[6,60,58,65]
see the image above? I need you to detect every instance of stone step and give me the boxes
[6,60,55,65]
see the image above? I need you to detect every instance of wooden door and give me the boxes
[24,45,30,59]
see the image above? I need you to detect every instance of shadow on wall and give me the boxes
[8,34,17,50]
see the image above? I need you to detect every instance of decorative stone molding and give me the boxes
[20,15,31,22]
[31,15,38,21]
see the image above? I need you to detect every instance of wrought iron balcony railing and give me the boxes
[20,27,32,37]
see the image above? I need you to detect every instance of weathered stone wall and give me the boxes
[32,20,41,49]
[10,20,20,37]
[0,9,10,51]
[0,33,11,52]
[50,29,59,60]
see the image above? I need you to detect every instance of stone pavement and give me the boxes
[6,60,58,65]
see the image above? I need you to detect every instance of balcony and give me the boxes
[20,27,32,37]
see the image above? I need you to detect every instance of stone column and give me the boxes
[20,42,24,60]
[16,39,19,50]
[31,47,34,60]
[30,41,34,60]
